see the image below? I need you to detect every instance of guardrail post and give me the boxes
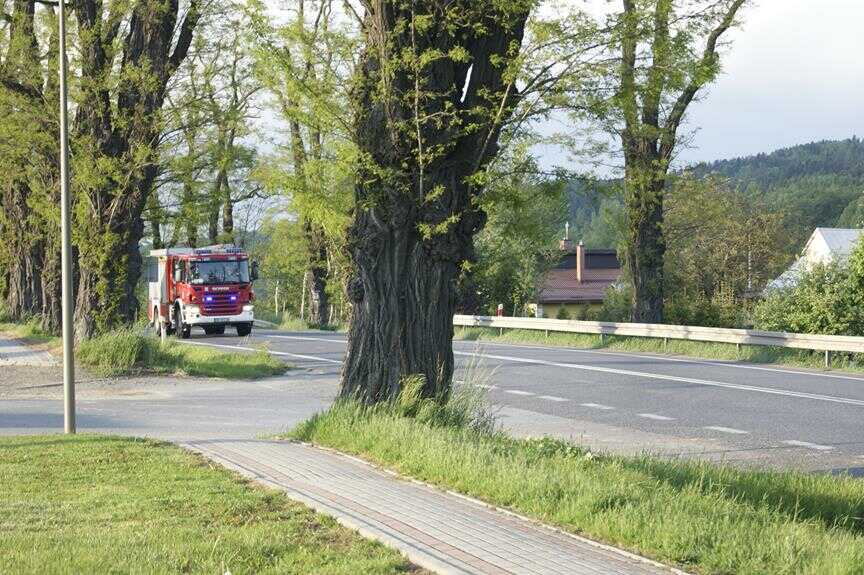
[663,337,668,351]
[825,350,831,368]
[544,329,548,338]
[599,333,606,346]
[736,343,741,356]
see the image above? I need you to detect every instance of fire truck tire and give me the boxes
[236,323,252,337]
[203,325,225,336]
[174,305,192,339]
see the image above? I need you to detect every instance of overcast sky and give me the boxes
[537,0,864,171]
[658,0,863,166]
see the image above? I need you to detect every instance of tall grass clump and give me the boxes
[76,329,288,379]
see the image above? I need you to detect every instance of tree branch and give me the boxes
[0,76,41,100]
[168,0,201,76]
[660,0,746,158]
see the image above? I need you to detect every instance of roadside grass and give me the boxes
[254,309,347,332]
[77,329,289,378]
[0,318,60,349]
[455,326,864,373]
[291,386,864,574]
[0,435,418,575]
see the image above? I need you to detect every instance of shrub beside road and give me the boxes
[0,435,418,574]
[292,395,864,574]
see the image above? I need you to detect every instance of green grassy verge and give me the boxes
[255,309,347,332]
[291,400,864,574]
[455,326,864,372]
[0,319,60,348]
[0,317,288,379]
[77,329,289,378]
[0,435,418,574]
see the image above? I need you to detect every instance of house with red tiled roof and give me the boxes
[533,230,623,319]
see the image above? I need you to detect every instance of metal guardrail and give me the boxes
[453,315,864,365]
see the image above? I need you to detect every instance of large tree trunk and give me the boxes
[339,1,527,403]
[341,205,464,402]
[1,182,43,320]
[221,183,234,243]
[73,217,135,339]
[40,246,62,334]
[624,176,666,323]
[303,219,329,326]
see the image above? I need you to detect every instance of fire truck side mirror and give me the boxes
[173,263,182,283]
[250,261,260,282]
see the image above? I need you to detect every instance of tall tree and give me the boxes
[71,0,200,339]
[249,0,356,327]
[0,0,43,321]
[613,0,747,322]
[153,5,263,250]
[340,0,533,403]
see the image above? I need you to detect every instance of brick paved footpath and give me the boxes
[183,439,685,575]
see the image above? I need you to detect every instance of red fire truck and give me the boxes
[146,244,258,339]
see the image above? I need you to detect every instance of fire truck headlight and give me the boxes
[243,304,254,313]
[185,305,200,315]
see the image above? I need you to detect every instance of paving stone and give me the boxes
[183,439,683,575]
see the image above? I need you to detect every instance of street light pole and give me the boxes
[59,0,75,434]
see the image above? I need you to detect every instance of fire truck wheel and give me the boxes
[236,323,252,337]
[203,325,225,336]
[174,305,192,339]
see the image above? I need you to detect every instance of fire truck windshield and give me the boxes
[189,260,250,285]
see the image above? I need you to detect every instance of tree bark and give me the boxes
[339,1,527,403]
[624,166,666,323]
[303,219,329,326]
[221,180,234,243]
[341,192,469,402]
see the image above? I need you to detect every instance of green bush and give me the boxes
[665,283,748,328]
[754,238,864,335]
[596,283,631,322]
[554,306,571,320]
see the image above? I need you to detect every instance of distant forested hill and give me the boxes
[687,137,864,249]
[567,137,864,254]
[688,137,864,187]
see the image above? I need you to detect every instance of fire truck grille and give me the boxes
[201,292,241,316]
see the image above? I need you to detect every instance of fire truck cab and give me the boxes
[147,244,258,339]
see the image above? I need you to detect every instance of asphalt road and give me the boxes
[4,327,864,475]
[182,328,864,474]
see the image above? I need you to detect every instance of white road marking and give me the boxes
[782,440,836,452]
[537,395,570,402]
[247,334,864,407]
[505,390,535,396]
[638,413,674,421]
[265,333,864,383]
[704,426,749,435]
[450,339,864,383]
[452,350,864,407]
[580,403,614,410]
[179,340,343,365]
